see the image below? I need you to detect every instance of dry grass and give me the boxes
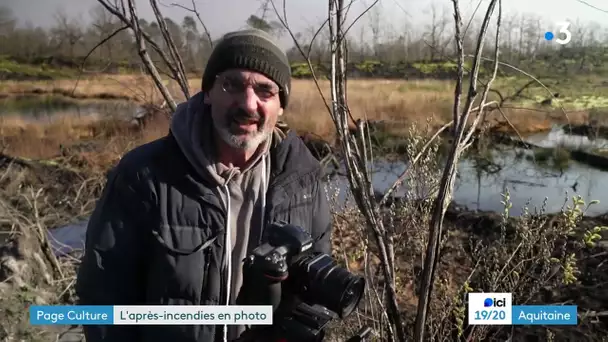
[0,112,170,165]
[0,74,595,161]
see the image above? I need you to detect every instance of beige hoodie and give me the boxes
[170,92,285,341]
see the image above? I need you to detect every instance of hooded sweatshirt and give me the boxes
[170,92,284,341]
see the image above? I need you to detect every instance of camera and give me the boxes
[235,222,368,342]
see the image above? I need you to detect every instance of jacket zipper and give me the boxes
[201,249,211,303]
[198,193,226,306]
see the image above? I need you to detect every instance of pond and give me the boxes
[0,95,141,120]
[328,142,608,216]
[5,98,607,254]
[49,142,608,256]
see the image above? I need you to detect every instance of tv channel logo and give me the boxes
[468,293,512,325]
[484,297,506,307]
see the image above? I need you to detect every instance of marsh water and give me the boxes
[3,97,608,254]
[0,95,141,120]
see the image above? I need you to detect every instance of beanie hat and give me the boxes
[202,29,292,108]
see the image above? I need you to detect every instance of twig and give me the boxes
[413,1,501,340]
[71,25,129,97]
[149,0,190,98]
[579,310,608,319]
[341,0,380,39]
[467,55,571,128]
[327,0,405,340]
[96,0,181,80]
[574,0,608,14]
[268,0,332,116]
[31,188,65,281]
[380,120,453,206]
[171,0,214,48]
[125,0,178,111]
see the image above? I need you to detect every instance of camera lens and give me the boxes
[323,266,365,318]
[294,254,365,318]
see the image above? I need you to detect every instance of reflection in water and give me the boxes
[525,125,608,150]
[454,149,608,215]
[328,146,608,216]
[51,147,608,256]
[0,96,141,121]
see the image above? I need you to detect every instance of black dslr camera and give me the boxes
[235,222,370,342]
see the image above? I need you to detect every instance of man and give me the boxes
[75,29,332,342]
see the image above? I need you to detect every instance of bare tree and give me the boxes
[365,0,382,58]
[171,0,213,50]
[326,0,405,338]
[255,0,286,37]
[0,6,15,35]
[88,5,123,62]
[95,0,206,110]
[413,0,502,340]
[424,4,450,60]
[51,10,85,59]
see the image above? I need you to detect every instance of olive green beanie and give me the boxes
[202,29,291,108]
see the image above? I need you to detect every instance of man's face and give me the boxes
[204,69,284,151]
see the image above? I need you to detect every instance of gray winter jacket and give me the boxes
[75,101,332,342]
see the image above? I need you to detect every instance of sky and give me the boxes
[3,0,607,48]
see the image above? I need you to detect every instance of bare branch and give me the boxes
[268,0,332,116]
[575,0,608,14]
[341,0,380,39]
[149,0,190,98]
[327,0,406,340]
[306,19,329,59]
[171,0,214,48]
[462,1,502,146]
[96,0,182,83]
[126,0,177,111]
[413,0,501,340]
[380,120,453,206]
[70,25,129,96]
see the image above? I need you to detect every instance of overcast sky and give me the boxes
[3,0,607,48]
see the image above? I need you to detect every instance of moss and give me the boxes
[412,61,465,74]
[354,60,382,73]
[290,62,314,77]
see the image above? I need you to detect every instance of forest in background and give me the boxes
[0,2,606,80]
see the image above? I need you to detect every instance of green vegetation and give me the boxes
[290,62,316,78]
[411,60,473,75]
[0,95,80,114]
[354,60,382,73]
[0,56,75,80]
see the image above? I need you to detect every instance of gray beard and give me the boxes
[215,123,271,151]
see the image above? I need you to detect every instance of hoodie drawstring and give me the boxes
[222,154,269,342]
[222,183,231,342]
[260,154,268,239]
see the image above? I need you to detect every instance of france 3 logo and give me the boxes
[544,22,572,45]
[468,293,512,325]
